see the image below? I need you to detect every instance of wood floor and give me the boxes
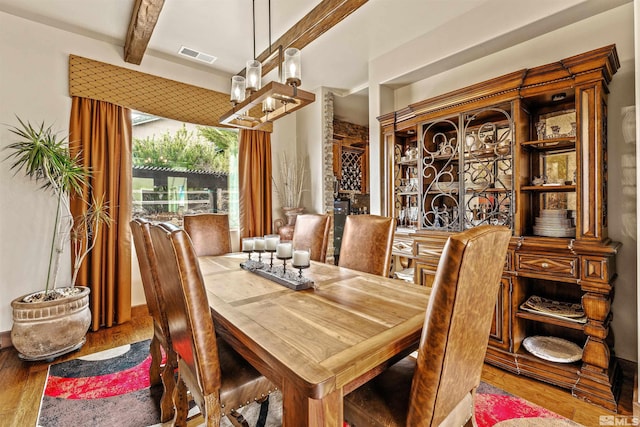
[0,306,635,427]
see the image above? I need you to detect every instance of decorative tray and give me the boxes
[522,295,584,318]
[240,260,314,291]
[522,336,582,363]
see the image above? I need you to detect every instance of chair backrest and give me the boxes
[149,222,222,400]
[407,225,511,426]
[183,213,232,257]
[292,214,331,262]
[338,214,395,276]
[130,218,169,339]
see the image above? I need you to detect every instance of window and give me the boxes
[131,112,239,228]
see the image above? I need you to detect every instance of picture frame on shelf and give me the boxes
[536,109,576,140]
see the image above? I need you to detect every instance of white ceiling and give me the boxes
[0,0,630,124]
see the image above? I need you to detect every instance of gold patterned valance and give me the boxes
[68,54,272,132]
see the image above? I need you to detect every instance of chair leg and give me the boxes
[148,334,162,387]
[203,393,223,427]
[159,348,178,422]
[173,373,189,427]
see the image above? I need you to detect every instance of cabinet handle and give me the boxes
[541,262,550,269]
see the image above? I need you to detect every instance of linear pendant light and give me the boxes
[220,0,315,130]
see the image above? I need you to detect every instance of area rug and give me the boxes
[37,340,579,427]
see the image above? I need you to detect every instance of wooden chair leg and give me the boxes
[159,348,178,422]
[203,393,223,427]
[173,373,189,427]
[149,334,162,387]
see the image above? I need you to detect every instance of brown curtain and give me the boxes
[239,129,273,238]
[69,97,132,331]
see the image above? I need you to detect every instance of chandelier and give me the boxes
[219,0,315,130]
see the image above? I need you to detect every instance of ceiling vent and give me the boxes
[178,46,217,64]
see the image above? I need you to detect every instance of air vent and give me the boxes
[178,46,217,64]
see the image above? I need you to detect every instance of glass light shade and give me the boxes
[284,48,301,86]
[262,96,276,113]
[230,75,246,105]
[246,59,262,92]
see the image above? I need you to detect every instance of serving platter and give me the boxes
[523,335,582,363]
[523,295,584,318]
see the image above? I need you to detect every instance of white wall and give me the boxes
[367,3,637,361]
[0,10,279,332]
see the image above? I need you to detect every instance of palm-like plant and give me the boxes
[4,117,111,298]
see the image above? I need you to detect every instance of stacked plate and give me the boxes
[532,209,575,237]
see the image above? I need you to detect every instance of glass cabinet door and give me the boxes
[419,102,514,232]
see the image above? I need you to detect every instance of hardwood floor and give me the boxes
[0,307,635,427]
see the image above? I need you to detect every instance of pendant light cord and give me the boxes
[268,0,272,55]
[252,0,256,59]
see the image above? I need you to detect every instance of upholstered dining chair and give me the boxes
[292,213,331,262]
[149,221,276,427]
[183,213,232,256]
[338,214,395,276]
[130,217,177,422]
[343,225,511,427]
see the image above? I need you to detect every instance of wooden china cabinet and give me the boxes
[381,45,621,410]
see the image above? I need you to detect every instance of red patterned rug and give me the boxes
[37,340,580,426]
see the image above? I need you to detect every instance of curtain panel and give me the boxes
[239,130,273,238]
[69,97,132,331]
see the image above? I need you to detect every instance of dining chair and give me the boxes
[343,225,511,427]
[183,213,232,256]
[130,217,177,423]
[338,214,395,276]
[149,221,276,427]
[292,213,331,262]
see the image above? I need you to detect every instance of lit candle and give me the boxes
[276,242,292,258]
[265,235,279,251]
[292,249,310,267]
[242,238,254,252]
[253,238,266,251]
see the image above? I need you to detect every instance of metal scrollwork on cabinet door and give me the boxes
[462,107,514,230]
[421,119,460,231]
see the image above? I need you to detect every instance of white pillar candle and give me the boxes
[276,242,292,258]
[253,238,266,251]
[265,235,279,250]
[292,250,310,267]
[242,238,254,251]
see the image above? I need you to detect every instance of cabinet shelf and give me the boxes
[515,310,585,331]
[521,137,575,151]
[521,184,576,192]
[397,191,419,196]
[396,159,418,166]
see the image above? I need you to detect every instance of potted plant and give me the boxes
[4,117,112,361]
[272,151,306,226]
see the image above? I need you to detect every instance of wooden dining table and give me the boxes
[199,253,431,427]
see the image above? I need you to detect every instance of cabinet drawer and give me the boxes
[515,254,578,279]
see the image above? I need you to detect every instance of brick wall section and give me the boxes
[323,92,335,264]
[333,119,369,142]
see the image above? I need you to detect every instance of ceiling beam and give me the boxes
[124,0,165,65]
[240,0,369,77]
